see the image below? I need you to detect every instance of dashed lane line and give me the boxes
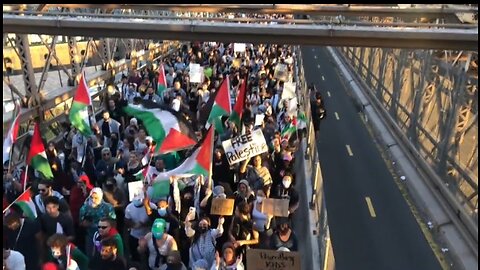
[365,197,377,218]
[346,144,354,156]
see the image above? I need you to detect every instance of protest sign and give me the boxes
[210,198,235,216]
[222,129,269,165]
[189,63,204,83]
[274,63,288,82]
[128,180,144,202]
[232,58,242,68]
[234,43,246,53]
[246,249,301,270]
[255,114,265,127]
[282,82,296,100]
[261,198,290,217]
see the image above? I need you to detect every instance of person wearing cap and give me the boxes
[138,218,178,270]
[79,188,114,258]
[270,217,298,252]
[211,242,245,270]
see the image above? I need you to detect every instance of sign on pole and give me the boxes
[128,180,144,202]
[189,63,204,83]
[221,129,269,165]
[261,198,290,217]
[210,198,235,216]
[246,249,301,270]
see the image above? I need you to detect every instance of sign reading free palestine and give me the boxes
[221,129,268,165]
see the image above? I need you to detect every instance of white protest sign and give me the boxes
[282,82,296,100]
[274,63,288,82]
[222,129,269,165]
[189,63,204,83]
[287,97,298,117]
[255,114,265,127]
[128,180,144,202]
[234,43,246,53]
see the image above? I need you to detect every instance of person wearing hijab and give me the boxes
[79,188,115,258]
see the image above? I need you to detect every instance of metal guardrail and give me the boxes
[334,47,478,258]
[293,45,335,270]
[7,41,186,168]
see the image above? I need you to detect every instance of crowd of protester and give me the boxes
[3,36,326,270]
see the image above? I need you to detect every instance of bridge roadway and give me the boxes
[304,46,443,270]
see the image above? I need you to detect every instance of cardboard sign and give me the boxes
[222,129,269,165]
[232,58,242,68]
[210,198,235,216]
[189,63,204,83]
[274,63,288,82]
[282,82,296,100]
[128,180,144,202]
[234,43,246,53]
[246,249,301,270]
[261,198,290,217]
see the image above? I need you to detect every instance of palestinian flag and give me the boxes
[229,76,247,129]
[14,188,37,219]
[157,64,167,96]
[123,100,197,153]
[206,76,231,133]
[153,126,214,181]
[3,102,21,163]
[69,73,93,136]
[134,166,151,184]
[297,111,308,130]
[281,118,298,141]
[148,180,171,200]
[27,122,54,180]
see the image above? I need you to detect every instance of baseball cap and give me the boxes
[152,218,166,238]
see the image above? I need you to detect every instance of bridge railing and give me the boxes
[7,41,186,168]
[293,45,335,270]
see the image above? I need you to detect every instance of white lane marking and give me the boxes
[322,75,325,81]
[327,91,331,97]
[317,64,321,69]
[365,197,377,218]
[312,48,315,52]
[346,145,354,156]
[334,112,340,120]
[314,55,317,59]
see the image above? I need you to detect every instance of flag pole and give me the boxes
[3,186,32,214]
[23,165,28,192]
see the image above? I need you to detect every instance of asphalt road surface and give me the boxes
[302,46,442,270]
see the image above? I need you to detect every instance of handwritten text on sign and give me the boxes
[246,249,301,270]
[210,198,235,216]
[222,129,268,165]
[261,198,290,217]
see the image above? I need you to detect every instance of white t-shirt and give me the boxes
[125,202,155,239]
[5,250,26,270]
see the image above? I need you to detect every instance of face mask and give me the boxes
[158,208,167,217]
[133,199,143,207]
[198,227,209,234]
[256,196,264,203]
[283,180,291,189]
